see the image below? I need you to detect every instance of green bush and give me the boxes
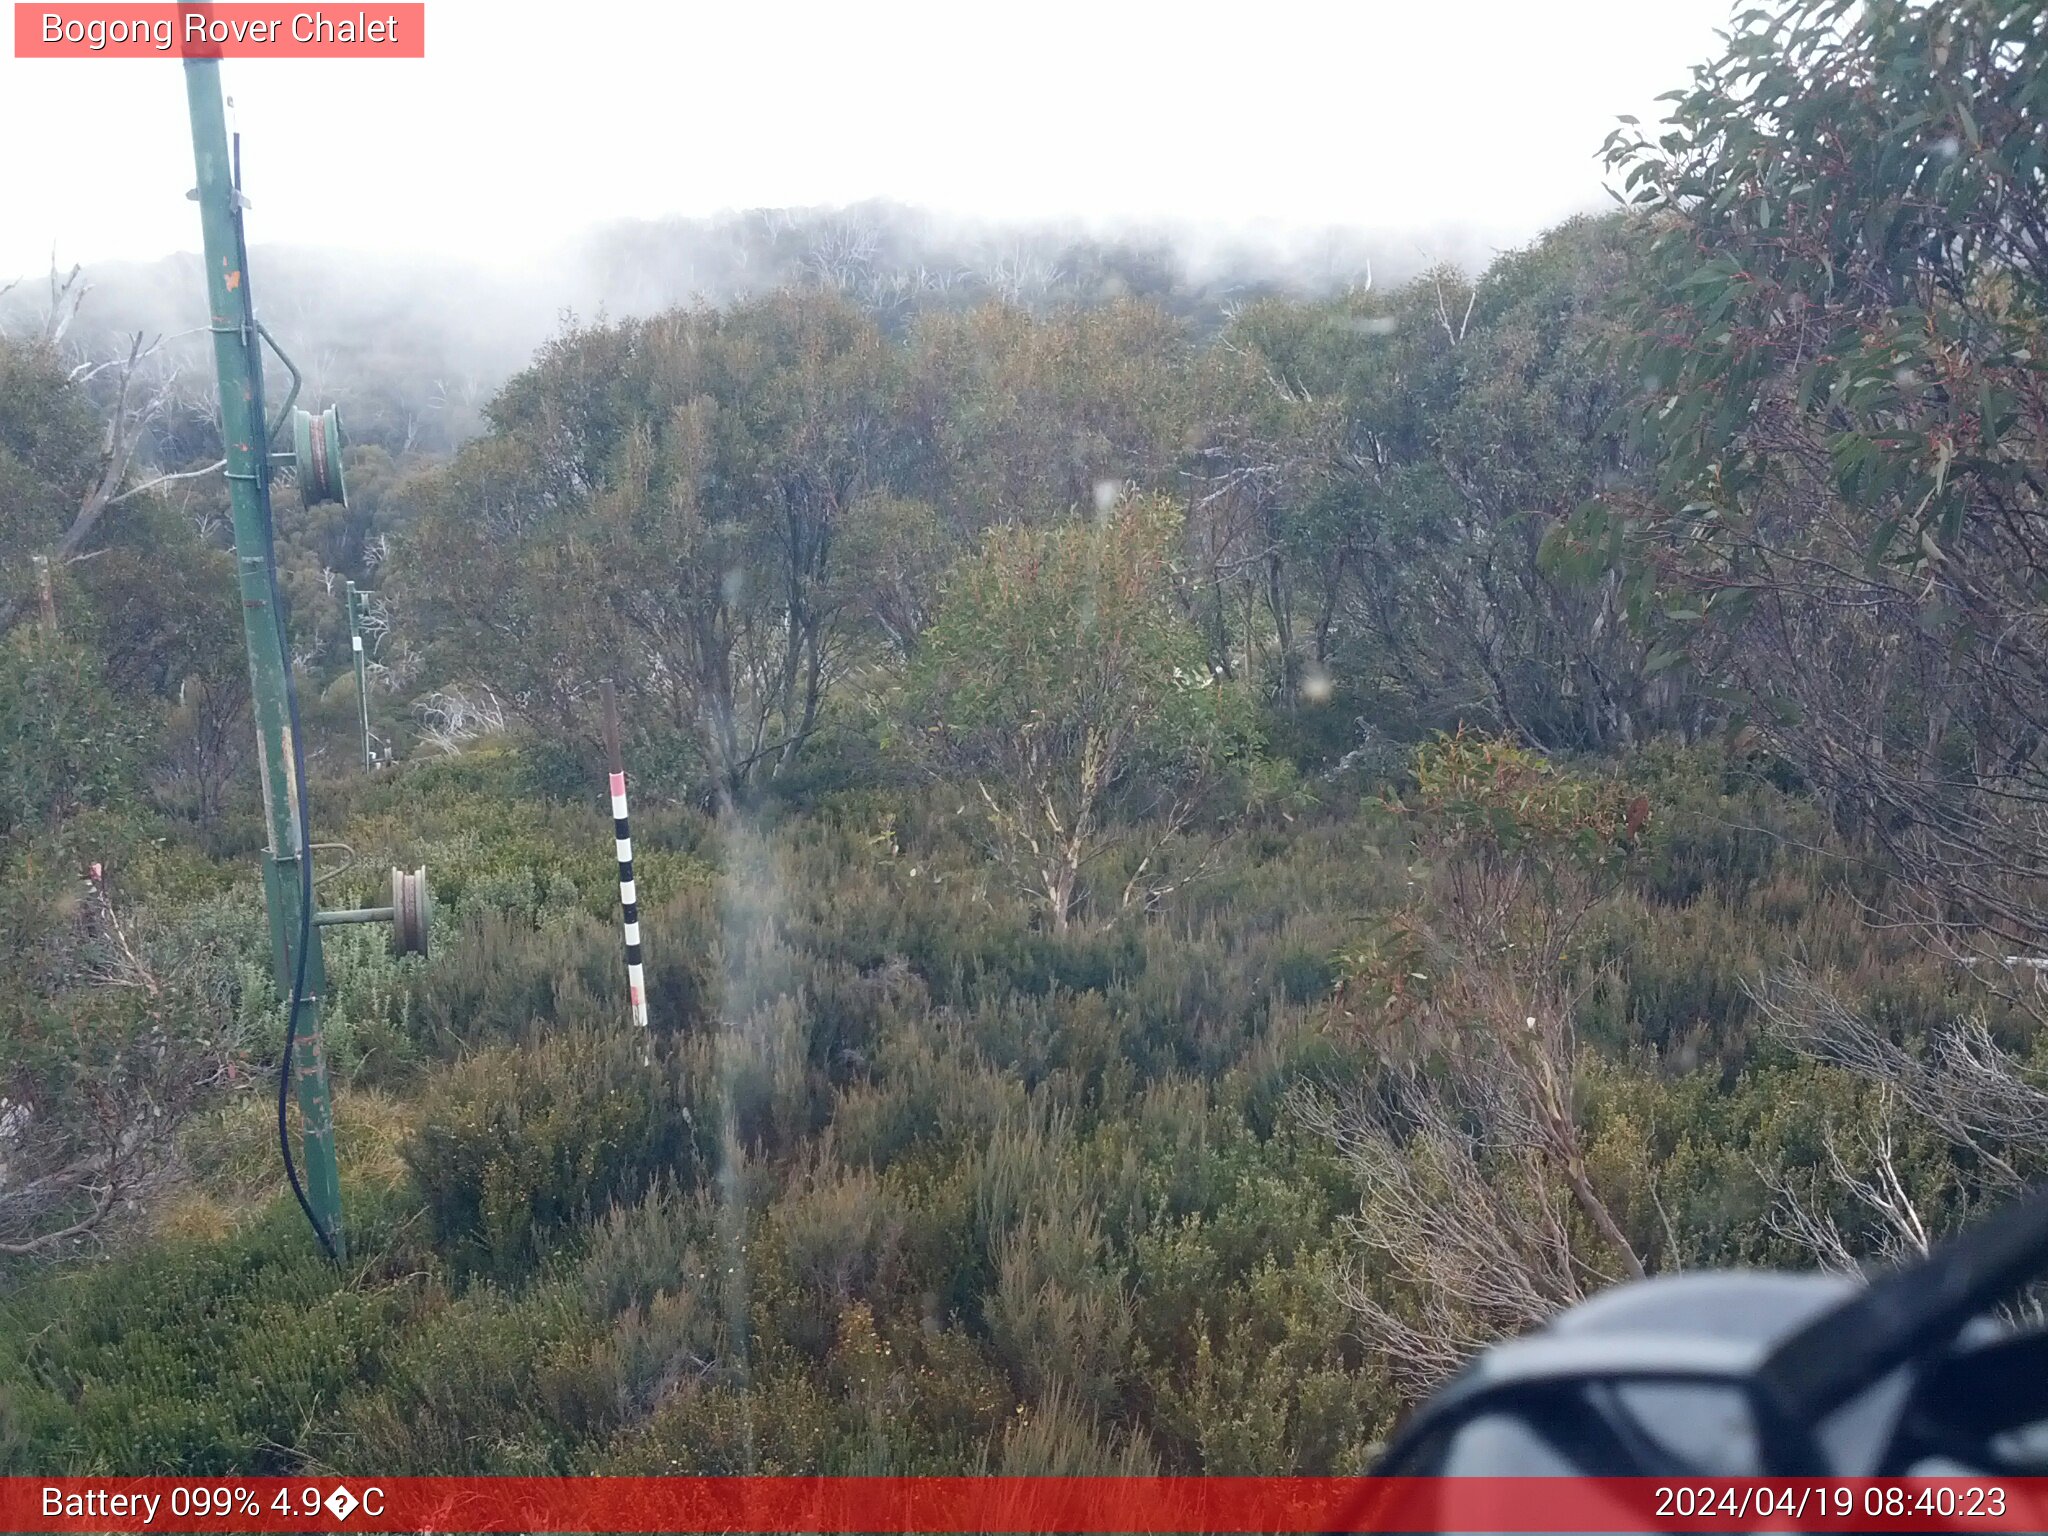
[0,631,141,838]
[0,1202,427,1474]
[312,1282,614,1473]
[406,1026,708,1276]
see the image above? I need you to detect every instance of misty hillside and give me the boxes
[2,202,1444,460]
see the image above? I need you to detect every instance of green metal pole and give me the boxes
[184,57,345,1259]
[347,581,373,769]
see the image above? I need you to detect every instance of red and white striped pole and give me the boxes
[602,680,648,1029]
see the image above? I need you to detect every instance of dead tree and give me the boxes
[1751,965,2048,1273]
[1301,854,1645,1401]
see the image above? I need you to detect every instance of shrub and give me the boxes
[0,1202,427,1474]
[757,1164,909,1358]
[985,1206,1135,1417]
[312,1281,614,1474]
[406,1026,707,1276]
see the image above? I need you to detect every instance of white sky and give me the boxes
[2,0,1743,281]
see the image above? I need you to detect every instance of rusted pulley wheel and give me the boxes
[390,864,430,958]
[293,404,349,508]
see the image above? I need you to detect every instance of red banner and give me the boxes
[4,1477,2048,1533]
[13,5,426,58]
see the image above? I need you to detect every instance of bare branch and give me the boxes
[107,458,225,506]
[1752,967,2048,1193]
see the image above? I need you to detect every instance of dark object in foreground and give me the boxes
[1374,1186,2048,1480]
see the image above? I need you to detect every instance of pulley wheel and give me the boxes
[390,864,430,958]
[293,405,349,509]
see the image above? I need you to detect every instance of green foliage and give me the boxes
[406,1026,708,1277]
[910,495,1264,927]
[3,748,2029,1474]
[1583,0,2048,960]
[315,1280,616,1473]
[0,630,138,837]
[1603,0,2046,546]
[401,291,897,804]
[901,300,1194,520]
[0,339,97,612]
[1401,730,1650,873]
[0,1203,427,1473]
[915,497,1239,751]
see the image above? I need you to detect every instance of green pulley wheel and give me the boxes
[292,405,349,508]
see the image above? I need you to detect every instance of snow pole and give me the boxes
[346,580,374,769]
[602,680,649,1029]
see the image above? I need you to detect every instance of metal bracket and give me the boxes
[254,320,301,445]
[309,841,357,890]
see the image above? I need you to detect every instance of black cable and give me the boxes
[229,130,335,1260]
[271,542,331,1259]
[270,564,331,1258]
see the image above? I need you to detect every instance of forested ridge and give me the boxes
[6,0,2048,1474]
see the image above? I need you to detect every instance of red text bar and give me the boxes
[5,1477,2048,1533]
[13,5,425,58]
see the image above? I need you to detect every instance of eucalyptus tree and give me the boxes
[909,495,1263,930]
[406,292,897,806]
[1590,0,2048,956]
[900,300,1196,534]
[1208,221,1664,747]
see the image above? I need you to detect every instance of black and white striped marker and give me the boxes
[610,768,648,1028]
[601,680,648,1030]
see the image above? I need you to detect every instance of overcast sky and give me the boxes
[2,0,1743,282]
